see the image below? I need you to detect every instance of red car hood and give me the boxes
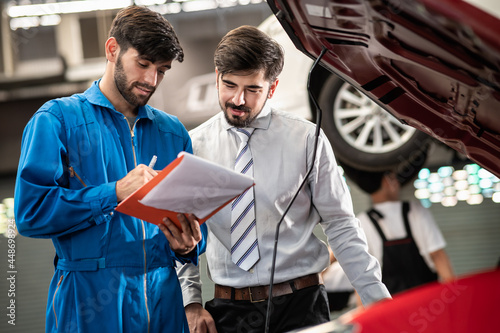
[267,0,500,177]
[349,269,500,332]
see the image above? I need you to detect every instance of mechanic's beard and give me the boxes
[115,56,155,108]
[221,101,264,128]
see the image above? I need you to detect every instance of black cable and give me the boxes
[264,46,328,333]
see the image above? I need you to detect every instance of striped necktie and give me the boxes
[231,127,259,271]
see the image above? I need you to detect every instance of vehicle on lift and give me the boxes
[265,0,500,331]
[264,0,500,179]
[260,14,432,176]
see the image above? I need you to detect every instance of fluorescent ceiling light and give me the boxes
[135,0,167,5]
[8,0,132,18]
[41,15,62,27]
[10,16,39,30]
[7,0,263,19]
[148,3,182,15]
[182,0,218,12]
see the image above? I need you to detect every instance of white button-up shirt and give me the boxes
[177,105,391,306]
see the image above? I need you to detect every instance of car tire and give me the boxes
[319,75,431,172]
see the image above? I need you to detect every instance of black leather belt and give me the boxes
[214,273,322,302]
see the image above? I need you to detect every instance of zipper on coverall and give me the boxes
[128,117,151,333]
[69,166,87,187]
[52,275,64,329]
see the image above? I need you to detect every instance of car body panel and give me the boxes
[267,0,500,177]
[289,269,500,333]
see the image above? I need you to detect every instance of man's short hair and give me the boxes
[214,25,284,82]
[341,163,386,194]
[108,5,183,63]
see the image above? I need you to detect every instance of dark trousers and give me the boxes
[326,291,354,312]
[205,285,331,333]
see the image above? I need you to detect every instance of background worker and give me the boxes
[347,168,455,295]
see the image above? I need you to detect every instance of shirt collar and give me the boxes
[84,79,153,120]
[222,102,272,131]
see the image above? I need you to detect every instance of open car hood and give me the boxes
[267,0,500,177]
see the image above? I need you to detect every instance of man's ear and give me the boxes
[215,68,220,90]
[105,37,120,62]
[268,78,279,99]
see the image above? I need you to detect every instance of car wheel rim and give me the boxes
[333,83,417,154]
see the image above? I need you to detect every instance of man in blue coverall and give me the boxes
[14,5,203,332]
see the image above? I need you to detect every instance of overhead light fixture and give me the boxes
[182,0,218,12]
[135,0,168,5]
[7,0,132,18]
[10,16,40,30]
[7,0,263,18]
[10,14,62,30]
[7,0,263,30]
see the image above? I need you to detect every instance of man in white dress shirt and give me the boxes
[176,25,391,333]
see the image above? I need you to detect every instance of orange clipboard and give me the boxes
[115,153,253,229]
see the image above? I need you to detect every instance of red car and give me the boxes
[265,0,500,331]
[267,0,500,178]
[288,269,500,333]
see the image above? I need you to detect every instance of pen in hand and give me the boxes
[148,155,157,169]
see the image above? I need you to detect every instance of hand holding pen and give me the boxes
[148,155,157,169]
[115,155,158,202]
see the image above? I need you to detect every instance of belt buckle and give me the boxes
[248,287,265,303]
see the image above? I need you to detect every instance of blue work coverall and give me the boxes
[14,80,206,332]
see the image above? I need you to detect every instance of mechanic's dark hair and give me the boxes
[214,25,284,82]
[108,5,184,63]
[357,171,386,194]
[340,163,387,194]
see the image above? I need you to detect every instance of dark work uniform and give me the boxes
[367,202,438,295]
